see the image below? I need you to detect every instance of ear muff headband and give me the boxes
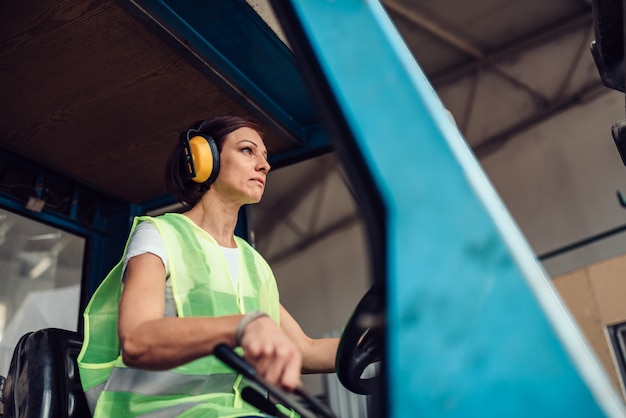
[180,130,220,184]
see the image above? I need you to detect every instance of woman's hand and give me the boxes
[239,316,303,391]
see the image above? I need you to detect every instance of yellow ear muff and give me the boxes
[180,132,220,184]
[188,135,215,183]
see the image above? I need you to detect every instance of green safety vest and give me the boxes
[78,213,282,418]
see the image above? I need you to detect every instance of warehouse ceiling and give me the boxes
[248,0,612,262]
[252,0,602,155]
[394,0,601,158]
[0,0,617,256]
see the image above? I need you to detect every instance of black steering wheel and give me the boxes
[335,284,384,395]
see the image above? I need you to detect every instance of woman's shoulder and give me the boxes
[128,220,165,252]
[133,219,160,237]
[137,213,190,233]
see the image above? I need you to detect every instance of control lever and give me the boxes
[213,343,338,418]
[241,386,290,418]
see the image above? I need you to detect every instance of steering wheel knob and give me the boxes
[335,285,384,395]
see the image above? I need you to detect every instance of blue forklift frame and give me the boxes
[268,0,625,417]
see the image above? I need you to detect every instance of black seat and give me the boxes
[2,328,91,418]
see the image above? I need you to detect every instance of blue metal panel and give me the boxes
[271,0,626,417]
[85,205,142,299]
[0,195,89,237]
[121,0,313,132]
[118,0,333,168]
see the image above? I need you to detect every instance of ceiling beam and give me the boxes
[473,81,607,159]
[383,0,483,58]
[266,212,360,265]
[430,11,593,87]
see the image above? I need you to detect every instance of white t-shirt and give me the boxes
[122,221,240,317]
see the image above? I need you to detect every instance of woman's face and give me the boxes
[212,127,270,205]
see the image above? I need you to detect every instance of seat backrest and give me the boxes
[2,328,91,418]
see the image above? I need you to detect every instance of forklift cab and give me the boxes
[1,0,626,417]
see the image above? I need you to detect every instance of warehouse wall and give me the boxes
[479,89,626,277]
[553,254,626,399]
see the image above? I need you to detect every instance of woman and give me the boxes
[78,115,339,417]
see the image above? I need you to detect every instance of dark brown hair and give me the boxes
[164,115,263,206]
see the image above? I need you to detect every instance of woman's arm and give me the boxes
[118,253,303,389]
[118,252,240,369]
[279,304,339,374]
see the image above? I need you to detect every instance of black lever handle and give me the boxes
[241,387,290,418]
[214,343,258,379]
[213,343,337,418]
